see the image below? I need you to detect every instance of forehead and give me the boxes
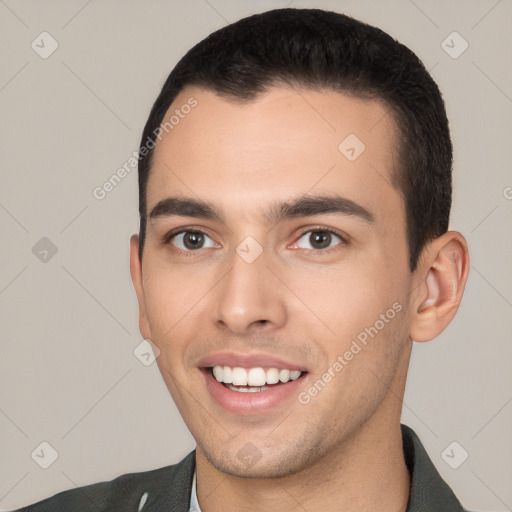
[148,86,402,226]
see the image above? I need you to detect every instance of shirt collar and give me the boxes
[189,468,201,512]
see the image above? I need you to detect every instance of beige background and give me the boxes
[1,0,511,510]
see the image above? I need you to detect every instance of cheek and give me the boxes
[288,257,409,405]
[310,293,408,422]
[290,257,405,338]
[141,257,210,336]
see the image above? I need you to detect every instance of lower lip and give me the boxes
[201,369,307,414]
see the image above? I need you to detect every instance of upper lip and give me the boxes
[196,352,308,371]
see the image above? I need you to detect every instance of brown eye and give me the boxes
[309,231,332,249]
[183,232,204,249]
[170,231,217,251]
[295,230,343,250]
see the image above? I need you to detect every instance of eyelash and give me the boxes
[162,226,213,258]
[162,225,349,256]
[292,226,349,253]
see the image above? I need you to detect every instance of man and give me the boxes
[11,7,472,512]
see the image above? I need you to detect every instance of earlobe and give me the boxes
[410,232,469,343]
[129,234,152,340]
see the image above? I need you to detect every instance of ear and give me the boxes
[409,231,470,343]
[129,234,152,340]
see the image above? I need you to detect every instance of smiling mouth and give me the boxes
[208,365,307,393]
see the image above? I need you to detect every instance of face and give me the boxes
[131,86,415,478]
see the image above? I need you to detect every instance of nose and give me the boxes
[212,248,287,335]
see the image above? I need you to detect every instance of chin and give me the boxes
[200,438,324,479]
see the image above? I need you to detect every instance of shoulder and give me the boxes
[401,425,475,512]
[9,451,195,512]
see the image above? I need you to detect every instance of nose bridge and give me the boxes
[213,241,286,333]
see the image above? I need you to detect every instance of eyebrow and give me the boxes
[149,195,375,225]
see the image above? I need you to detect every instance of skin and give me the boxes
[130,86,469,511]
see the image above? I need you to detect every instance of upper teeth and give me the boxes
[212,366,302,386]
